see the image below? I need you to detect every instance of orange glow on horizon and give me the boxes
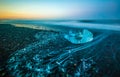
[0,11,58,19]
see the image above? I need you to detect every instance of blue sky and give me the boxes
[0,0,120,19]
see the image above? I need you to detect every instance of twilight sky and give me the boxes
[0,0,120,19]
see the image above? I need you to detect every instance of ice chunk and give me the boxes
[64,29,93,44]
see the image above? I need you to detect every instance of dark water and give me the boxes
[0,20,120,77]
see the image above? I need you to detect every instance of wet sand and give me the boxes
[0,24,39,76]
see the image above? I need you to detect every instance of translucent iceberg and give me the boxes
[64,29,93,44]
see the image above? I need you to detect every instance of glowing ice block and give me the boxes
[64,29,93,44]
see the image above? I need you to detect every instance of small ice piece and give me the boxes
[64,29,93,44]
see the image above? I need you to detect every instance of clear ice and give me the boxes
[64,29,93,44]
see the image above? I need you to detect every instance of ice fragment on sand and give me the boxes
[64,29,93,44]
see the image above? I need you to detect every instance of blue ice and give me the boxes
[64,29,93,44]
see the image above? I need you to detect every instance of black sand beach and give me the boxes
[0,24,120,77]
